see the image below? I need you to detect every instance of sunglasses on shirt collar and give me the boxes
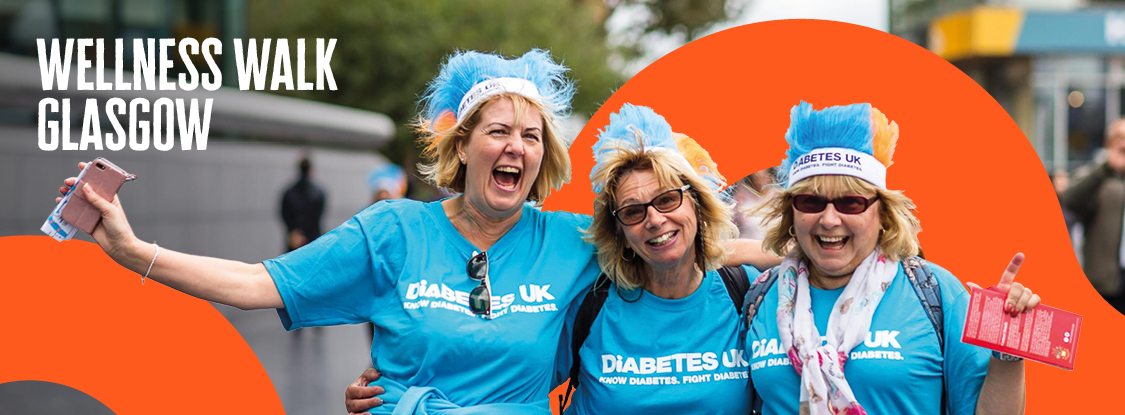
[467,250,492,315]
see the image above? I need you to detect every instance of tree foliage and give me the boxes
[607,0,742,41]
[248,0,623,164]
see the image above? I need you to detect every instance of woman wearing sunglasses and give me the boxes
[559,104,759,414]
[59,50,778,415]
[746,102,1038,415]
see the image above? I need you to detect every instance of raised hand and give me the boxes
[966,253,1041,317]
[56,162,140,264]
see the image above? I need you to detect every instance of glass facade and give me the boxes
[893,2,1125,171]
[0,0,238,84]
[1031,56,1111,171]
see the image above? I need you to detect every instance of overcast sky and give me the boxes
[613,0,889,74]
[731,0,887,30]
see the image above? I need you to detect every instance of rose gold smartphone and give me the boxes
[61,158,135,234]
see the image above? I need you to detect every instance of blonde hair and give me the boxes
[759,175,921,262]
[414,93,571,203]
[585,149,738,291]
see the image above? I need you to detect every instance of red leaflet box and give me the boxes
[961,287,1081,370]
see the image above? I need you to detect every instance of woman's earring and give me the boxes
[788,226,795,237]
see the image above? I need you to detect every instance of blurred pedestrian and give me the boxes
[282,154,327,252]
[1061,119,1125,314]
[368,162,409,205]
[1051,168,1083,266]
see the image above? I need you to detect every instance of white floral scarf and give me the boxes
[776,250,897,415]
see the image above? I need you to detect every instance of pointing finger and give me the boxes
[997,253,1025,290]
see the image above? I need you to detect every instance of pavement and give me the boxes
[213,303,375,414]
[0,304,374,415]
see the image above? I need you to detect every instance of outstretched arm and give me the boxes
[1060,163,1111,222]
[59,163,283,310]
[723,238,783,269]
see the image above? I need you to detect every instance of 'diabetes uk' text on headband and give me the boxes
[776,101,899,190]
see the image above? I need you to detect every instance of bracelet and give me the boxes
[142,242,159,285]
[992,350,1023,362]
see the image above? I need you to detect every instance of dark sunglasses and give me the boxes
[613,185,691,226]
[466,250,492,315]
[792,194,880,215]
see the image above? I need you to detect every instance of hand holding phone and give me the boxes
[62,158,135,234]
[57,158,136,236]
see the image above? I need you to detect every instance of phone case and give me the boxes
[61,158,133,234]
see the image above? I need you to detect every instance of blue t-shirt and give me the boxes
[746,261,989,415]
[567,265,761,415]
[263,200,602,412]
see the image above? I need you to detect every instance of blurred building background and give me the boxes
[892,0,1125,172]
[0,0,400,245]
[884,0,1125,270]
[0,1,398,413]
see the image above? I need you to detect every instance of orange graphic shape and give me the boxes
[2,20,1112,415]
[545,20,1109,414]
[0,236,284,414]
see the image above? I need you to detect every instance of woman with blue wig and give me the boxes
[58,50,778,415]
[557,103,759,414]
[745,102,1039,415]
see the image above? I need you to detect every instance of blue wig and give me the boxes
[776,102,875,188]
[367,163,406,194]
[590,104,678,192]
[419,49,575,128]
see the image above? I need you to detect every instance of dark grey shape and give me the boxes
[0,380,116,415]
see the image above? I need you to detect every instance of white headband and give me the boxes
[644,146,695,174]
[787,147,887,189]
[456,77,542,122]
[613,124,697,177]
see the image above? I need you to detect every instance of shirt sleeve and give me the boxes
[263,201,407,330]
[931,262,991,415]
[740,264,763,284]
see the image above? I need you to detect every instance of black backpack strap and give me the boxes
[903,256,947,415]
[559,274,612,414]
[741,265,781,415]
[718,265,750,313]
[903,256,944,348]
